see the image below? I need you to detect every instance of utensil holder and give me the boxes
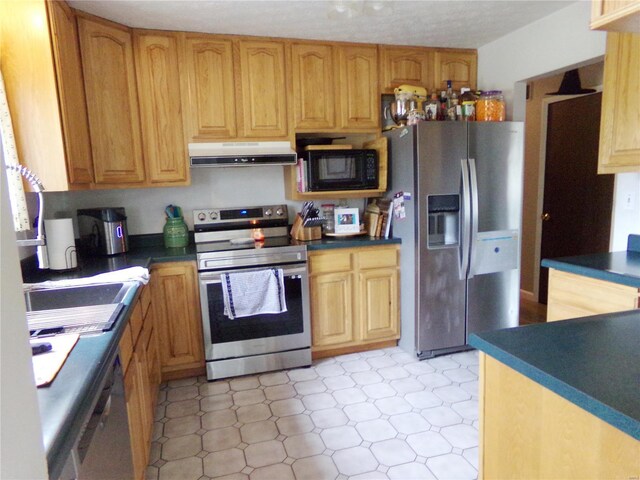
[163,217,189,248]
[290,214,321,241]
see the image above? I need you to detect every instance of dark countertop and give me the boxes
[24,232,399,477]
[299,235,401,250]
[469,310,640,441]
[540,234,640,288]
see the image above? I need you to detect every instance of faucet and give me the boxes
[5,164,48,269]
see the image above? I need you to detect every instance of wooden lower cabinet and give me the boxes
[120,282,160,480]
[479,354,639,478]
[151,261,205,380]
[547,268,640,321]
[309,245,400,358]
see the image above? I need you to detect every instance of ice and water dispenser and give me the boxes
[427,194,459,248]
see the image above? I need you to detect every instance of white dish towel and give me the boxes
[222,268,287,320]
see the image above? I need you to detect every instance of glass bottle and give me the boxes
[424,93,439,121]
[163,216,189,248]
[459,88,477,121]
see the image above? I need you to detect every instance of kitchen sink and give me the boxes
[24,282,134,312]
[24,282,138,336]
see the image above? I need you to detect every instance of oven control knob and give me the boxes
[275,208,284,217]
[197,212,206,221]
[264,209,273,217]
[210,211,218,220]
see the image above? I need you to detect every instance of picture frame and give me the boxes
[334,207,360,234]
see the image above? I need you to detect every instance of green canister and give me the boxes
[163,217,189,248]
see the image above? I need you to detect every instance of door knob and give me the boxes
[541,213,551,221]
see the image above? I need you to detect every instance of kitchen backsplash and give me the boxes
[42,167,360,236]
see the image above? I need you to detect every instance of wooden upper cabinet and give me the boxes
[78,16,145,184]
[598,32,640,174]
[180,35,236,140]
[134,32,188,185]
[337,45,379,130]
[379,46,434,93]
[0,0,94,191]
[591,0,640,31]
[291,43,336,130]
[47,0,95,185]
[237,40,288,138]
[434,50,477,92]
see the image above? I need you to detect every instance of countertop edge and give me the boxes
[469,333,640,441]
[43,286,141,479]
[541,257,640,288]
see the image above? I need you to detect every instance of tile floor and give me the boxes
[147,347,479,480]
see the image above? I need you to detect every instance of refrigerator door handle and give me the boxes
[460,158,471,280]
[468,157,479,279]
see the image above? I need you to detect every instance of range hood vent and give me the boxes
[189,142,297,167]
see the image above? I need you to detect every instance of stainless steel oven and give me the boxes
[194,205,311,380]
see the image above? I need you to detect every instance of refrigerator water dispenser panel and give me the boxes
[427,194,459,248]
[472,230,519,276]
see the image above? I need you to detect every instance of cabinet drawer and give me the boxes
[129,300,143,344]
[309,251,352,274]
[358,247,398,269]
[140,285,151,319]
[119,323,133,373]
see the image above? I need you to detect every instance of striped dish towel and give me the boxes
[222,268,287,320]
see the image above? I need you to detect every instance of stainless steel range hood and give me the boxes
[189,142,297,167]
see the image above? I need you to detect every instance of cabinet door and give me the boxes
[124,358,146,480]
[359,267,399,341]
[181,36,236,139]
[151,262,205,377]
[291,43,336,130]
[78,16,145,184]
[591,0,640,31]
[434,50,477,92]
[47,0,95,185]
[379,46,434,93]
[598,32,640,174]
[134,32,188,185]
[337,45,379,130]
[547,269,639,321]
[237,40,288,137]
[310,272,355,348]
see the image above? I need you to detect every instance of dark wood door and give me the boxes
[539,93,614,304]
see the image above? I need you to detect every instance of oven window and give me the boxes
[206,275,303,344]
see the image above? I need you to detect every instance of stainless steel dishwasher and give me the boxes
[58,356,133,480]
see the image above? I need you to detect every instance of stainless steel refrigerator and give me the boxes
[385,122,524,358]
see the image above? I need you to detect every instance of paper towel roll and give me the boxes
[45,219,77,270]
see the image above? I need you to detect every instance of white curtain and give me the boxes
[0,68,30,232]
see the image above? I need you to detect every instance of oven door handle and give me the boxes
[199,265,307,284]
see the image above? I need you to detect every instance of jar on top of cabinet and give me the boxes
[476,91,505,122]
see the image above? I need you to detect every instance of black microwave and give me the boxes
[303,149,379,191]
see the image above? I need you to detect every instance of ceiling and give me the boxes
[68,0,576,49]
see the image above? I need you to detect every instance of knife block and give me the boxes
[291,214,322,241]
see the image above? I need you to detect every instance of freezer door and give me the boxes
[466,123,524,337]
[416,122,468,354]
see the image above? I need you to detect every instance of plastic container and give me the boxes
[321,204,335,234]
[163,217,189,248]
[476,90,505,122]
[459,88,477,121]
